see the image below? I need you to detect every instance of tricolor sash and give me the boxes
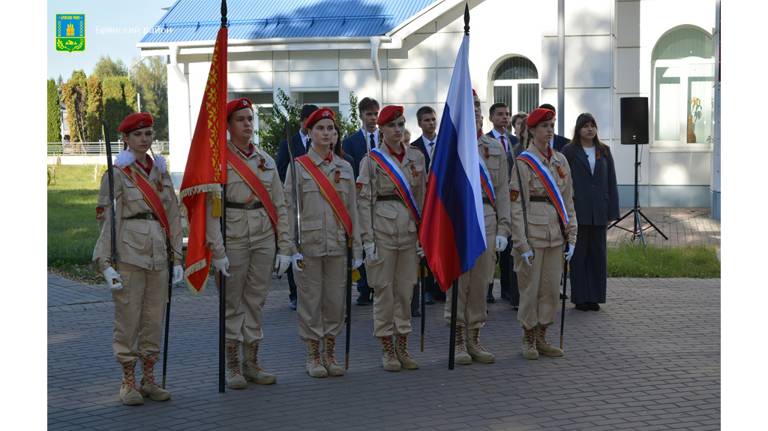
[226,151,279,235]
[479,159,496,209]
[517,151,569,228]
[121,166,171,239]
[369,148,421,225]
[295,155,353,237]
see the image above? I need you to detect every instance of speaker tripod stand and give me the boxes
[607,141,667,246]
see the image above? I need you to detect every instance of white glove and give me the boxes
[352,258,364,269]
[521,250,534,267]
[416,243,425,259]
[172,265,184,284]
[212,256,231,277]
[363,242,378,262]
[102,266,123,290]
[292,253,304,272]
[495,235,508,252]
[274,254,291,276]
[564,243,575,262]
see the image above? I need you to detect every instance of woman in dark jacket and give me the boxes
[561,113,619,311]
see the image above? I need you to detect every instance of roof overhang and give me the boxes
[138,0,474,60]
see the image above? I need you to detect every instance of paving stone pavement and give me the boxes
[48,273,720,430]
[606,207,720,249]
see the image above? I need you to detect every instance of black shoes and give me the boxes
[423,292,435,305]
[575,302,601,311]
[356,295,371,306]
[289,298,297,311]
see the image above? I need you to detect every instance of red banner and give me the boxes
[180,26,228,293]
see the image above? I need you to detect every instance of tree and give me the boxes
[102,76,138,137]
[93,56,128,79]
[61,70,88,143]
[47,79,62,142]
[338,91,360,139]
[85,75,103,141]
[130,57,168,140]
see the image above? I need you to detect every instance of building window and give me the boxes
[652,27,714,147]
[492,56,539,114]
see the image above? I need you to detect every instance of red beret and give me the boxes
[526,108,556,128]
[227,97,252,118]
[118,112,154,134]
[303,107,336,130]
[377,105,404,126]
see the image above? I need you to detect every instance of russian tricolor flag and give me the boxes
[419,34,487,291]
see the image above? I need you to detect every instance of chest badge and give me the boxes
[258,158,267,171]
[334,170,341,184]
[556,165,566,179]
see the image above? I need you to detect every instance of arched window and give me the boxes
[652,27,714,146]
[492,56,539,114]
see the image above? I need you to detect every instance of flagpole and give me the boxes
[218,0,228,394]
[448,3,471,371]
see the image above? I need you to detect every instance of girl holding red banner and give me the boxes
[205,98,292,389]
[284,107,363,378]
[509,108,578,360]
[93,112,184,405]
[356,105,426,372]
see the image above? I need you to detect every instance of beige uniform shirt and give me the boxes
[206,143,291,257]
[93,158,183,272]
[357,143,426,250]
[284,148,362,259]
[478,134,511,238]
[509,145,578,254]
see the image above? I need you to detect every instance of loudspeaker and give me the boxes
[620,97,649,145]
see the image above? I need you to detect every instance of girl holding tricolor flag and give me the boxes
[284,107,363,378]
[93,112,184,405]
[509,107,578,360]
[357,105,426,372]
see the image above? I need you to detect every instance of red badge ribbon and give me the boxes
[226,151,279,236]
[295,155,353,237]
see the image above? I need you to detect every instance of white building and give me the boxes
[139,0,720,216]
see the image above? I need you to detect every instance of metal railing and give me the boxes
[47,141,170,156]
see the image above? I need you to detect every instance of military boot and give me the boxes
[139,353,171,401]
[467,328,495,364]
[243,341,277,385]
[379,336,401,372]
[119,360,144,406]
[394,334,419,370]
[521,326,539,360]
[535,324,565,358]
[322,336,345,377]
[305,339,328,378]
[226,340,248,389]
[453,325,473,365]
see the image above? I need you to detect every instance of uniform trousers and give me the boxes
[444,236,495,329]
[514,246,563,330]
[225,240,275,343]
[296,255,347,341]
[368,246,418,337]
[112,262,169,364]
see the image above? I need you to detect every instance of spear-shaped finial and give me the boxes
[221,0,228,28]
[464,3,470,35]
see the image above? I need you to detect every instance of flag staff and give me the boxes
[218,0,228,394]
[448,2,471,371]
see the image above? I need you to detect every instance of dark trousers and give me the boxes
[569,224,608,304]
[356,263,370,298]
[499,238,520,306]
[288,266,297,301]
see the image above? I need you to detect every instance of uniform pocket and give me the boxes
[373,205,398,236]
[527,214,549,242]
[300,219,323,244]
[122,220,150,250]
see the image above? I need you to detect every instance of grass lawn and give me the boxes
[48,165,104,283]
[607,243,720,278]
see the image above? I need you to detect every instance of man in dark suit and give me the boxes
[341,97,380,305]
[486,102,520,307]
[539,103,570,152]
[342,97,380,179]
[276,104,318,310]
[408,106,444,303]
